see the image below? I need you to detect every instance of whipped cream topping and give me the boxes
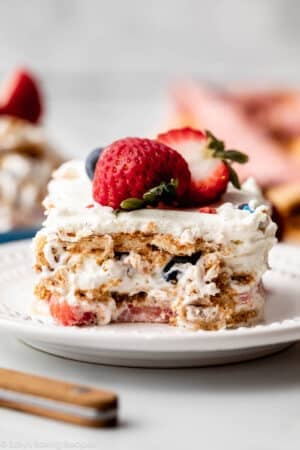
[42,160,277,249]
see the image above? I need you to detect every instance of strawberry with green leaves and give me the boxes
[89,128,248,211]
[157,127,248,205]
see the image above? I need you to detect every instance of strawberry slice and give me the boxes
[157,127,248,205]
[49,295,96,326]
[116,304,173,323]
[0,68,42,123]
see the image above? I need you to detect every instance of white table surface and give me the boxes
[0,331,300,450]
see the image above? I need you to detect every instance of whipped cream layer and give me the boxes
[43,160,277,249]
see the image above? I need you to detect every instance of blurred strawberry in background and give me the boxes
[0,68,42,123]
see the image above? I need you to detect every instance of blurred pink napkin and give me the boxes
[170,81,300,187]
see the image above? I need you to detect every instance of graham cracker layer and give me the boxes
[34,230,237,271]
[34,230,263,330]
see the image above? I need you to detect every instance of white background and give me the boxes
[1,0,299,80]
[0,0,300,156]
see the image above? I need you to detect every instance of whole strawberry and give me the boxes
[93,137,191,209]
[157,127,248,205]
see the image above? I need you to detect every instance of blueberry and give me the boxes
[164,269,181,283]
[115,252,129,260]
[238,203,254,213]
[163,251,202,283]
[85,148,103,180]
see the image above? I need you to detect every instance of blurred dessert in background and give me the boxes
[0,69,63,231]
[167,80,300,241]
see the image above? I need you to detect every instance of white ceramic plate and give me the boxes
[0,240,299,367]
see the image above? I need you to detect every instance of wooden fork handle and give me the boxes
[0,368,118,427]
